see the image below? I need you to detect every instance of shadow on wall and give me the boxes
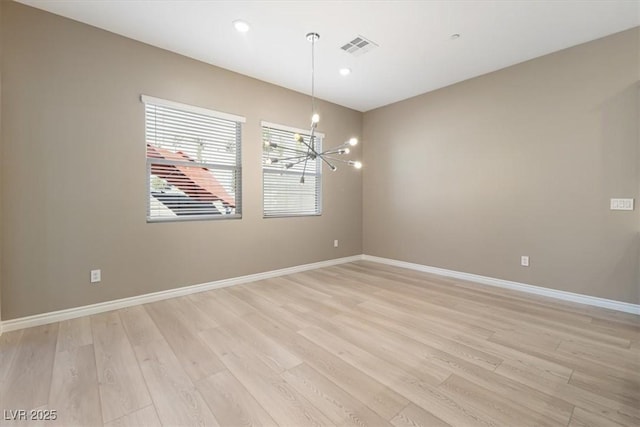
[598,82,640,303]
[600,83,639,192]
[637,81,640,303]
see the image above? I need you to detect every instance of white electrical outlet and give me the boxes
[520,256,529,267]
[333,239,339,248]
[90,269,101,283]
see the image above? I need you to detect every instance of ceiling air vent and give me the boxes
[340,35,378,57]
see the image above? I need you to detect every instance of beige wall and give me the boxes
[0,0,3,323]
[637,27,640,302]
[364,28,640,304]
[1,2,362,320]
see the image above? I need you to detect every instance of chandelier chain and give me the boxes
[311,34,316,116]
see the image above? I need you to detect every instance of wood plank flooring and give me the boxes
[0,261,639,426]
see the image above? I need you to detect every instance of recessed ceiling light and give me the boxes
[339,68,351,76]
[450,33,461,40]
[233,20,250,33]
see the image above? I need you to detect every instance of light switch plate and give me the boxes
[610,198,634,211]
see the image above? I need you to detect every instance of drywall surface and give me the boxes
[0,0,3,323]
[1,2,362,319]
[363,27,640,304]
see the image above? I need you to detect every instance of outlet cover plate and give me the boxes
[91,269,101,283]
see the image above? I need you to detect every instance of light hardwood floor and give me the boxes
[1,261,639,426]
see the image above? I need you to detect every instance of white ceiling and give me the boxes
[16,0,640,112]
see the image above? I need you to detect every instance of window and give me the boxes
[143,95,244,221]
[262,121,323,217]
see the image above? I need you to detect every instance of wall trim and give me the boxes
[0,255,363,333]
[2,252,638,334]
[362,255,640,315]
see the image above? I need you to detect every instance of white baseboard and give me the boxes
[0,255,363,333]
[362,255,640,315]
[2,252,637,334]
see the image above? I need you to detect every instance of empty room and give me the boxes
[0,0,639,426]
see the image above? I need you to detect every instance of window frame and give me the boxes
[261,121,324,218]
[142,95,245,223]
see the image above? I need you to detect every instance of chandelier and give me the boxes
[264,32,362,184]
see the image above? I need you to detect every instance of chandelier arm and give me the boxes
[300,143,313,183]
[285,158,311,167]
[297,136,321,158]
[270,146,311,155]
[317,154,337,170]
[271,154,311,162]
[321,156,354,164]
[330,141,357,151]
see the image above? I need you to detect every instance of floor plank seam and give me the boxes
[116,309,158,425]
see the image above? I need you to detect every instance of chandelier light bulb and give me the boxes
[311,113,320,124]
[344,148,350,154]
[233,20,250,33]
[349,160,362,169]
[348,137,358,146]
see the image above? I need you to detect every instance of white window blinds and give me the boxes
[262,121,323,217]
[142,95,244,221]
